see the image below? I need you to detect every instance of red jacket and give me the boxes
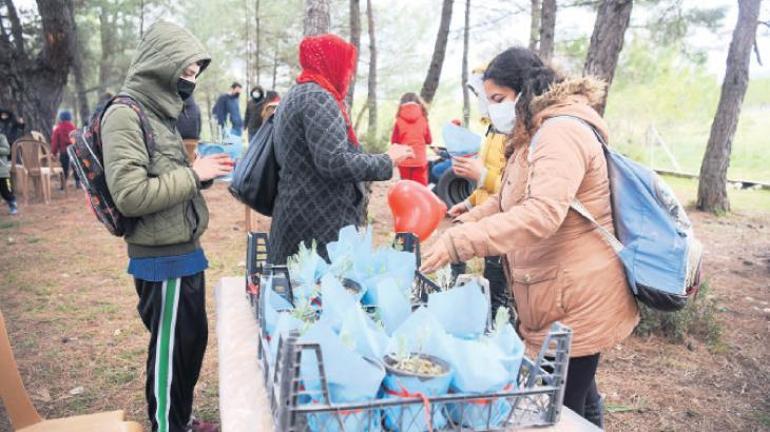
[390,102,432,167]
[51,120,76,156]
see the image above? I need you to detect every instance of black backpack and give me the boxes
[68,96,155,236]
[228,114,279,216]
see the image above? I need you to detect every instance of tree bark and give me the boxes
[461,0,471,127]
[0,0,77,139]
[98,5,116,95]
[696,0,761,214]
[583,0,633,115]
[365,0,377,146]
[420,0,454,105]
[539,0,556,61]
[304,0,331,36]
[346,0,361,108]
[529,0,541,51]
[255,0,261,85]
[72,29,90,124]
[272,37,279,89]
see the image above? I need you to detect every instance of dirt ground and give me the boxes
[0,181,768,432]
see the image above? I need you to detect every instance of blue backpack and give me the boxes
[533,116,703,312]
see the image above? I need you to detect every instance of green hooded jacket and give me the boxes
[102,22,212,258]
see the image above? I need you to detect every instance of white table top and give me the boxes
[215,276,601,432]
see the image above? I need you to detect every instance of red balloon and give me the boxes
[388,180,448,240]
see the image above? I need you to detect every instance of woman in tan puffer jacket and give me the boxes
[421,47,639,428]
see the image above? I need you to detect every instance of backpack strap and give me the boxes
[104,95,157,156]
[530,115,623,254]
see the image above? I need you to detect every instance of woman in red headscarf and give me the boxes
[268,34,413,264]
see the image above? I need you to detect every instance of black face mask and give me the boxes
[177,78,196,101]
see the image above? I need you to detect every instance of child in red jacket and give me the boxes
[50,111,77,190]
[391,93,432,185]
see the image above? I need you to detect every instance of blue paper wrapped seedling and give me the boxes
[382,307,454,431]
[446,307,525,429]
[299,321,386,432]
[253,224,556,432]
[197,133,243,182]
[441,123,482,157]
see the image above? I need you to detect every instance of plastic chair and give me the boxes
[0,308,143,432]
[11,137,56,204]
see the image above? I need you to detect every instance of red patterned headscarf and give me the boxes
[296,34,359,146]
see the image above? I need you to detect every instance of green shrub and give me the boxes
[634,281,722,346]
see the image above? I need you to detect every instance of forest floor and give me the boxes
[0,179,768,432]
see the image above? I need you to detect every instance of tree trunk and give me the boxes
[583,0,633,115]
[272,37,279,88]
[461,0,471,127]
[244,0,251,93]
[420,0,454,105]
[696,0,761,214]
[0,0,77,139]
[365,0,377,147]
[539,0,556,61]
[529,0,541,51]
[139,0,145,38]
[346,0,361,108]
[72,29,90,124]
[255,0,261,85]
[206,91,215,140]
[304,0,331,36]
[98,5,116,95]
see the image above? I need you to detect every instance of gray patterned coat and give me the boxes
[268,83,393,264]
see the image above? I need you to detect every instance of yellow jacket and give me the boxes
[467,128,507,207]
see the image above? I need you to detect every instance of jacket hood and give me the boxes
[531,76,609,142]
[122,22,211,120]
[397,102,424,123]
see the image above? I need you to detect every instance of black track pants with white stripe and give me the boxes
[135,272,208,432]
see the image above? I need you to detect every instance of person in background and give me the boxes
[244,86,280,140]
[391,92,432,186]
[50,110,77,190]
[0,133,18,215]
[0,108,26,145]
[212,82,243,138]
[177,95,202,162]
[269,33,413,264]
[101,21,231,432]
[421,47,639,428]
[446,67,511,317]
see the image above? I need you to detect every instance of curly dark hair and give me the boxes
[483,47,561,133]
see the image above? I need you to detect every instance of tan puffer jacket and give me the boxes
[439,77,639,357]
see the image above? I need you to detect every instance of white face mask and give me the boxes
[488,94,520,134]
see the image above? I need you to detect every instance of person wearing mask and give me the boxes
[390,92,432,186]
[212,82,243,138]
[51,110,77,190]
[0,109,26,145]
[421,47,639,428]
[446,67,511,317]
[177,95,202,162]
[244,86,280,140]
[269,33,413,264]
[0,133,18,214]
[101,21,232,432]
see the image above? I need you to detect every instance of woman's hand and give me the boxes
[452,156,485,182]
[448,201,469,218]
[387,144,414,165]
[192,153,233,181]
[420,241,452,273]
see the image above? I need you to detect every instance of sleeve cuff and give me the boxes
[478,168,488,189]
[190,168,203,190]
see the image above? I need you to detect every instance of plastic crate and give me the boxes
[257,308,571,431]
